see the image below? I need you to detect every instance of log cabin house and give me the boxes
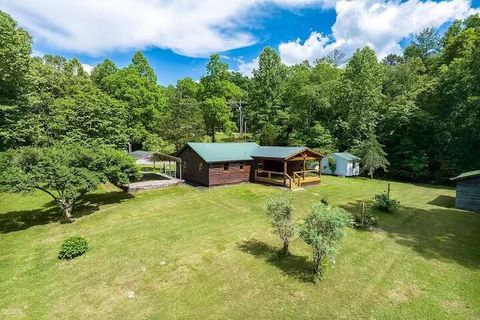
[175,142,323,188]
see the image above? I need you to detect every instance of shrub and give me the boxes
[328,156,336,173]
[299,204,352,282]
[58,236,89,260]
[353,202,377,229]
[265,194,295,256]
[374,193,399,212]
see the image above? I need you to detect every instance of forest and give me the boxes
[1,11,479,183]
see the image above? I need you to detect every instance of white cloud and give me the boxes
[0,0,337,58]
[279,0,478,65]
[81,63,93,74]
[237,58,259,77]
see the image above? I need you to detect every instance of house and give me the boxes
[175,142,323,188]
[450,170,480,212]
[321,152,361,177]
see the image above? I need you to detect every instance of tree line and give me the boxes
[1,11,479,182]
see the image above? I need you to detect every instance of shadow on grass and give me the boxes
[0,191,133,234]
[238,239,313,283]
[428,195,455,208]
[341,200,480,270]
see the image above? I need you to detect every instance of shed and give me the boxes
[321,152,361,177]
[450,170,480,212]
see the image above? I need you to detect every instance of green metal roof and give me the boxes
[333,152,361,161]
[251,146,307,159]
[450,169,480,181]
[187,142,259,163]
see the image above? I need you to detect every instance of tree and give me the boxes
[404,28,441,62]
[202,97,234,141]
[48,81,129,148]
[355,134,389,178]
[163,78,205,149]
[91,59,117,89]
[200,54,239,141]
[249,47,287,142]
[299,204,352,281]
[131,51,157,83]
[336,47,384,149]
[0,11,32,103]
[0,144,140,219]
[259,123,276,146]
[265,194,295,255]
[102,57,166,149]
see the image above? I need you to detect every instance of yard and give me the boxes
[0,176,479,319]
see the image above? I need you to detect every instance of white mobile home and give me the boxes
[322,152,361,177]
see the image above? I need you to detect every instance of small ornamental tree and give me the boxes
[299,204,352,281]
[352,202,377,230]
[328,156,336,173]
[265,194,295,256]
[356,134,389,178]
[0,144,140,219]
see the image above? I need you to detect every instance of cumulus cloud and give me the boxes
[279,0,478,65]
[0,0,336,57]
[81,63,93,74]
[237,58,259,77]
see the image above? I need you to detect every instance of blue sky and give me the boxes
[1,0,479,85]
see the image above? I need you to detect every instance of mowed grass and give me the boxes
[0,176,479,319]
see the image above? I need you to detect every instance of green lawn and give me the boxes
[1,176,479,319]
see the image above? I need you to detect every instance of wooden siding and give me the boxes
[209,161,252,186]
[176,146,209,186]
[456,177,480,212]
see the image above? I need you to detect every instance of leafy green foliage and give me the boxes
[91,58,117,89]
[102,54,166,149]
[249,47,287,143]
[328,156,336,173]
[352,202,377,229]
[0,11,31,103]
[0,144,140,219]
[0,11,479,184]
[58,236,89,260]
[200,54,239,142]
[299,204,352,281]
[374,193,400,212]
[265,194,295,255]
[354,134,389,178]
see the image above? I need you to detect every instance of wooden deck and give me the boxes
[254,169,321,189]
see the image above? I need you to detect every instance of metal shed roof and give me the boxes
[129,150,153,160]
[450,169,480,181]
[186,142,259,163]
[333,152,361,161]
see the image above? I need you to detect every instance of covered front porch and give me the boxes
[252,147,323,189]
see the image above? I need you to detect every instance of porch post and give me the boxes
[302,156,306,179]
[283,160,287,186]
[318,158,322,178]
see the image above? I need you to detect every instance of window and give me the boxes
[223,163,229,172]
[199,163,203,172]
[258,161,263,170]
[183,161,187,170]
[239,162,245,171]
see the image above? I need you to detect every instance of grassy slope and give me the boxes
[0,176,479,319]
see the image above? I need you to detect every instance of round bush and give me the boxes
[58,236,88,260]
